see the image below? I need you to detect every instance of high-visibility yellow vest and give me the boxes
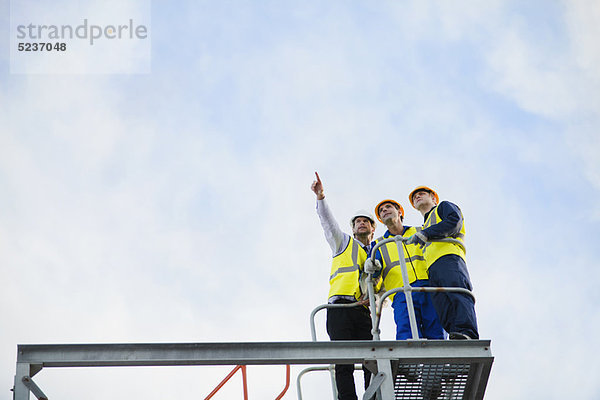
[421,204,466,268]
[328,238,367,300]
[375,227,428,300]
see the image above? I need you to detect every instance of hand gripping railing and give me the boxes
[366,236,474,341]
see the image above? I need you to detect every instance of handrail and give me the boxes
[305,302,364,399]
[367,236,417,340]
[300,236,475,398]
[372,286,476,339]
[296,366,331,400]
[204,365,248,400]
[366,236,474,340]
[309,302,364,341]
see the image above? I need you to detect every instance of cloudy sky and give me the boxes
[1,0,599,399]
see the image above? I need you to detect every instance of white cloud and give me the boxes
[566,0,600,77]
[482,0,600,121]
[563,0,600,196]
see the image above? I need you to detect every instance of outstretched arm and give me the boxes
[311,172,349,255]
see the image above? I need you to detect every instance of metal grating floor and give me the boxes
[394,363,471,400]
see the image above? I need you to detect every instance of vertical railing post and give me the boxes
[366,273,380,341]
[309,303,366,399]
[328,364,338,399]
[394,236,420,340]
[369,237,429,341]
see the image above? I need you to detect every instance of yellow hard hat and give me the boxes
[374,199,404,223]
[408,186,439,208]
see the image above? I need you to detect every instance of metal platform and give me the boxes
[392,362,484,400]
[13,339,493,400]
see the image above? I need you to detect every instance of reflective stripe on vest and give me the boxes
[422,204,466,268]
[328,238,367,300]
[375,227,428,300]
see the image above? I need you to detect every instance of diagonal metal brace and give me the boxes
[21,376,48,400]
[362,372,385,400]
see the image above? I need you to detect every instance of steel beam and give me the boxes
[17,340,492,367]
[15,340,493,400]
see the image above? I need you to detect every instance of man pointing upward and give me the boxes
[311,172,375,400]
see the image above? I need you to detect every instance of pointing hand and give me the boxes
[311,171,325,200]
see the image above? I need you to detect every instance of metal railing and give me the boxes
[366,236,474,341]
[309,301,365,342]
[298,235,477,399]
[302,302,365,399]
[306,236,474,344]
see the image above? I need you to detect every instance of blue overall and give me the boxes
[420,201,479,339]
[392,279,446,340]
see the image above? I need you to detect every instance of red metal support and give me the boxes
[241,365,248,399]
[204,364,290,400]
[204,365,248,400]
[274,365,291,400]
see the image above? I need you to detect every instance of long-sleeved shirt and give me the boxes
[316,198,375,303]
[316,198,351,257]
[316,198,374,255]
[421,201,463,239]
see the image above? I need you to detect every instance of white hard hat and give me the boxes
[350,210,376,228]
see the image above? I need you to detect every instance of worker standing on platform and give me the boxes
[368,199,445,340]
[311,172,374,400]
[406,186,479,340]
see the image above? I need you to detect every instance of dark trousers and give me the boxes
[428,254,479,339]
[326,302,373,400]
